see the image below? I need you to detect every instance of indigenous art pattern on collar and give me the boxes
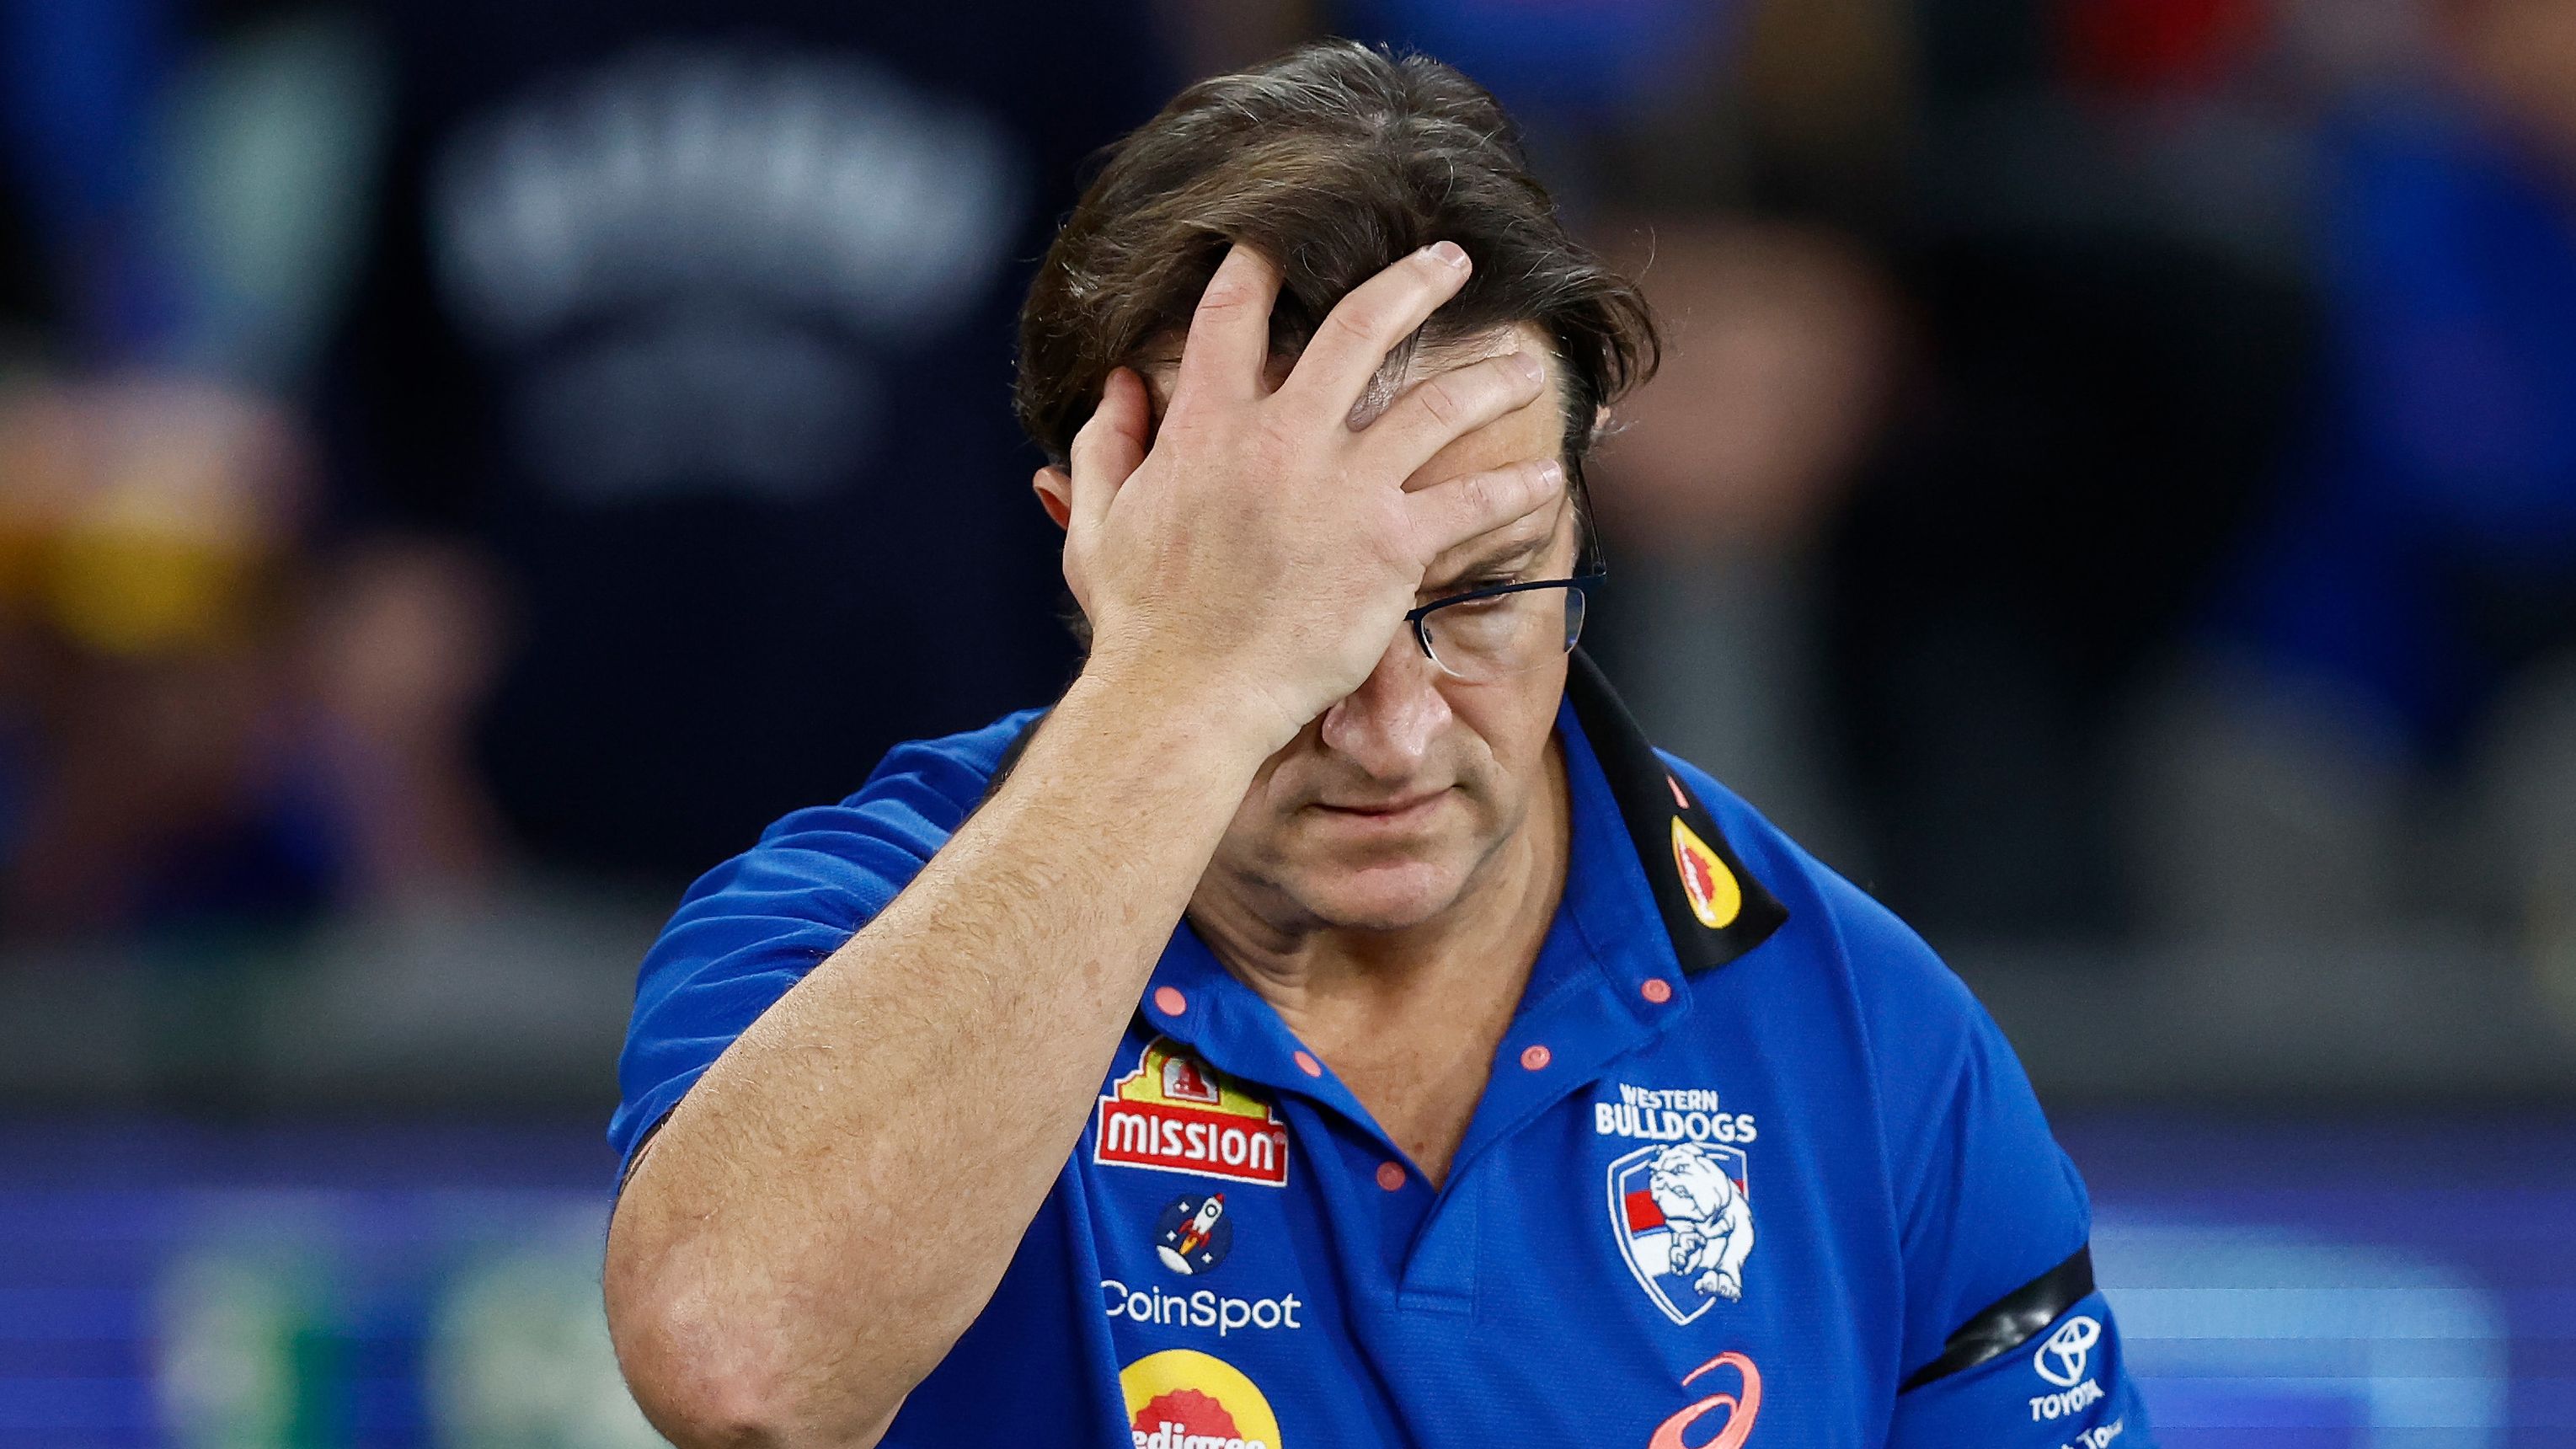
[1563,650,1788,975]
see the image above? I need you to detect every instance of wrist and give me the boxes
[1066,649,1296,772]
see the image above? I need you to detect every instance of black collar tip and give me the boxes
[1565,651,1790,977]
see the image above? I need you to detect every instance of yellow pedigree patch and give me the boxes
[1120,1349,1284,1449]
[1671,816,1742,931]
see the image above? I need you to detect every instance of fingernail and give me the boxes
[1428,240,1469,270]
[1509,351,1544,384]
[1540,460,1565,486]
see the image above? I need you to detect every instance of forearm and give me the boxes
[604,667,1262,1446]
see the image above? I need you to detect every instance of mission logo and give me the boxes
[1097,1038,1291,1187]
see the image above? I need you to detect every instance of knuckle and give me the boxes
[1413,377,1462,428]
[1515,461,1557,505]
[1195,279,1253,317]
[1321,302,1388,350]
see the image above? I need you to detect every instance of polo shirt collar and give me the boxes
[1561,650,1789,976]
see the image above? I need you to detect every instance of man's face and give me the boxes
[1136,322,1579,933]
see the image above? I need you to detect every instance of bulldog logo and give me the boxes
[1609,1142,1756,1324]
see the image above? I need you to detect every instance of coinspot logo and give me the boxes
[2035,1316,2102,1388]
[1154,1193,1232,1276]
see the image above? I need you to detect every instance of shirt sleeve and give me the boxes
[1888,1287,2150,1449]
[1829,877,2154,1448]
[606,709,1040,1184]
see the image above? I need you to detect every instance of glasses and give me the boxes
[1403,569,1606,682]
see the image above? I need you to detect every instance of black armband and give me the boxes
[1899,1245,2097,1392]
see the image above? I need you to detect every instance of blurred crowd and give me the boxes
[4,0,2576,1069]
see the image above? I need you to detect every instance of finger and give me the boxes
[1400,457,1567,564]
[1066,367,1150,532]
[1037,466,1097,615]
[1420,489,1568,581]
[1352,349,1550,484]
[1274,241,1471,422]
[1170,244,1284,408]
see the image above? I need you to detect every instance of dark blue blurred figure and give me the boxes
[2142,0,2576,985]
[328,0,1173,885]
[2221,78,2576,757]
[0,0,177,357]
[1334,0,1738,128]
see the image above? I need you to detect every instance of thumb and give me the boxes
[1401,458,1566,564]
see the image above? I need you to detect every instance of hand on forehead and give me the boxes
[1420,484,1575,586]
[1359,322,1577,580]
[1341,323,1549,430]
[1133,318,1568,495]
[1152,314,1576,582]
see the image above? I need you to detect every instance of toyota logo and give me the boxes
[2033,1316,2101,1388]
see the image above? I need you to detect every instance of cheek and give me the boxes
[1445,672,1565,780]
[1218,732,1326,850]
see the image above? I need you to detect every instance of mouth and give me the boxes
[1311,790,1451,826]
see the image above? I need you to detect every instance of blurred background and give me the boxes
[0,0,2570,1443]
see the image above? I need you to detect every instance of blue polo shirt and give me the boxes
[612,657,2151,1448]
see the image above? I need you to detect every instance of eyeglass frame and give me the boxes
[1400,490,1608,677]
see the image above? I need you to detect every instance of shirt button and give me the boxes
[1376,1161,1407,1191]
[1293,1051,1323,1077]
[1641,978,1675,1004]
[1153,986,1187,1016]
[1519,1044,1552,1071]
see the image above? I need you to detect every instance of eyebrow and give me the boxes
[1425,534,1551,590]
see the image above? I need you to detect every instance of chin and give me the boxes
[1273,855,1474,933]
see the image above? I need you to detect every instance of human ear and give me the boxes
[1032,467,1074,531]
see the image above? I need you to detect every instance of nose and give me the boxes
[1317,628,1453,780]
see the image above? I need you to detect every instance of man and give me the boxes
[604,42,2151,1449]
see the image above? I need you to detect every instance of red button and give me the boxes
[1294,1051,1323,1077]
[1519,1044,1552,1071]
[1152,986,1186,1016]
[1376,1162,1408,1191]
[1641,978,1675,1004]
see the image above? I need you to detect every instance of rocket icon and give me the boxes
[1155,1194,1227,1275]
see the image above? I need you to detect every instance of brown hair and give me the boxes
[1015,40,1658,514]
